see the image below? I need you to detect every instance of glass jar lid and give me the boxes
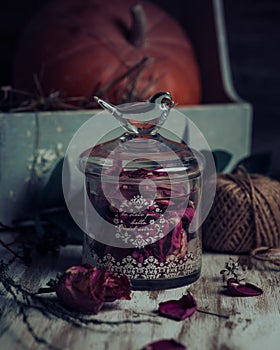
[78,92,203,181]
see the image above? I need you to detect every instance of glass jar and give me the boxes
[79,92,204,290]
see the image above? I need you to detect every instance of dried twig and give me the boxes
[94,57,149,97]
[0,262,160,350]
[220,257,246,283]
[0,75,87,112]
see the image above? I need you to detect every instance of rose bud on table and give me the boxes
[54,264,131,313]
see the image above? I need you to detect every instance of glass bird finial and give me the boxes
[94,92,175,135]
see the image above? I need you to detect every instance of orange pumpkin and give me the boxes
[13,0,201,106]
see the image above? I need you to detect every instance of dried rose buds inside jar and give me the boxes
[79,92,204,290]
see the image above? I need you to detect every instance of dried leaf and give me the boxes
[38,158,64,209]
[227,278,263,296]
[158,292,197,321]
[142,338,186,350]
[212,150,233,172]
[232,152,272,174]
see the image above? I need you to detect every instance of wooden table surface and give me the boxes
[0,240,279,350]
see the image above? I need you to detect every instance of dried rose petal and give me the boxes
[227,278,263,296]
[91,165,195,265]
[149,219,182,261]
[56,264,131,313]
[142,339,187,350]
[182,207,195,223]
[103,274,131,302]
[158,292,197,321]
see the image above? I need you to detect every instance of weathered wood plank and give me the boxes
[0,241,279,350]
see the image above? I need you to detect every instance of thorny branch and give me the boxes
[0,261,160,350]
[0,221,61,265]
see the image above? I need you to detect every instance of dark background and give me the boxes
[1,0,280,173]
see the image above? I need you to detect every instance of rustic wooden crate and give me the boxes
[0,0,252,224]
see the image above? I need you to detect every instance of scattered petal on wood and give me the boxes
[142,338,187,350]
[158,292,197,321]
[227,278,263,296]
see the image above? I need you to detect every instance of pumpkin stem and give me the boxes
[130,4,147,47]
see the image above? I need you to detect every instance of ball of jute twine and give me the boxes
[203,168,280,253]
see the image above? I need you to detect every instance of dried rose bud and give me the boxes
[226,278,263,297]
[142,339,187,350]
[158,292,197,321]
[56,264,131,313]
